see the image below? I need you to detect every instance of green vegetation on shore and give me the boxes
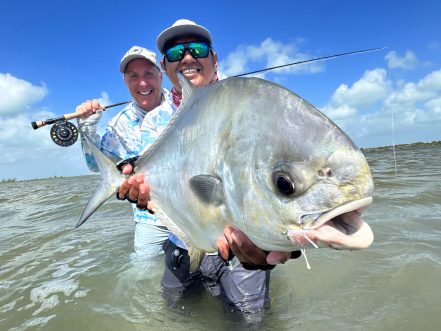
[362,140,441,152]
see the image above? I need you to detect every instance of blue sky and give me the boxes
[1,0,440,180]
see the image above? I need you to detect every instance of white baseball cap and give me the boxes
[156,19,212,53]
[119,46,158,73]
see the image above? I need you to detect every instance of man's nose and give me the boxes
[138,77,148,85]
[181,49,195,61]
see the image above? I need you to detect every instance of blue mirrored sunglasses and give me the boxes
[164,41,210,62]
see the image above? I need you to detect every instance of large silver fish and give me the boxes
[77,75,374,271]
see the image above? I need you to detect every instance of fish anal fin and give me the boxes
[189,175,224,206]
[153,205,190,243]
[188,247,206,273]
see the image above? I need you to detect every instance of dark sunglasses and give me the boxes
[164,41,210,62]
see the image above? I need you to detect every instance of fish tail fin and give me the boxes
[75,133,125,228]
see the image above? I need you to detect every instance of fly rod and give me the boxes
[32,47,385,147]
[31,101,130,130]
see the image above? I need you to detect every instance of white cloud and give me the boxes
[0,74,118,180]
[425,97,441,113]
[0,73,48,115]
[0,111,91,180]
[390,69,441,105]
[321,67,441,147]
[385,50,418,70]
[98,91,111,105]
[219,38,324,77]
[327,68,389,110]
[321,104,357,120]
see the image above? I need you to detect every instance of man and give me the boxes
[118,19,301,318]
[76,46,173,259]
[119,21,298,267]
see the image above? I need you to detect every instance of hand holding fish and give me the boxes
[220,226,301,267]
[117,169,153,212]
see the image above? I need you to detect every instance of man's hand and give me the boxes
[218,226,298,268]
[117,167,153,211]
[76,99,103,119]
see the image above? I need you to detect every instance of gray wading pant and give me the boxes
[161,239,271,314]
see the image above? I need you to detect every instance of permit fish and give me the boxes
[77,75,374,271]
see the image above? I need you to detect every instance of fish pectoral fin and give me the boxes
[189,175,224,206]
[188,247,206,273]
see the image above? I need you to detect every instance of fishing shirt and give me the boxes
[77,88,175,225]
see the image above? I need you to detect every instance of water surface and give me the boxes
[1,147,440,330]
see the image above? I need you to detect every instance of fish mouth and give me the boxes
[289,197,374,250]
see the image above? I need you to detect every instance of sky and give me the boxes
[1,0,440,180]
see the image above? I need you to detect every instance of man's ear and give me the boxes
[160,58,167,71]
[123,74,129,87]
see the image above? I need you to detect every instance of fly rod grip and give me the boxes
[31,116,65,130]
[63,101,127,120]
[64,111,87,121]
[31,108,103,129]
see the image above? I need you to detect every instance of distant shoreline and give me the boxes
[0,173,98,183]
[2,141,440,183]
[361,140,441,152]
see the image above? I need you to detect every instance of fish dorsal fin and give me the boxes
[135,75,194,167]
[177,72,194,105]
[189,175,224,206]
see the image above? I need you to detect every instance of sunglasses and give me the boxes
[164,41,211,62]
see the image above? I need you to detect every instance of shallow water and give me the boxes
[1,147,440,330]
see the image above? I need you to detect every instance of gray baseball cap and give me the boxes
[120,46,158,73]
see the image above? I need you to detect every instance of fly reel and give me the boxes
[50,121,79,147]
[31,101,130,147]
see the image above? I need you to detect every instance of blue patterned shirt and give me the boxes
[78,89,175,224]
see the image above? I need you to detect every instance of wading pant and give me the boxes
[161,239,271,315]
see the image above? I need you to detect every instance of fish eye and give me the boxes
[273,171,295,196]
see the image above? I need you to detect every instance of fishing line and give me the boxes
[298,244,312,270]
[387,63,398,176]
[233,47,386,77]
[287,230,318,269]
[299,232,318,248]
[32,47,387,147]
